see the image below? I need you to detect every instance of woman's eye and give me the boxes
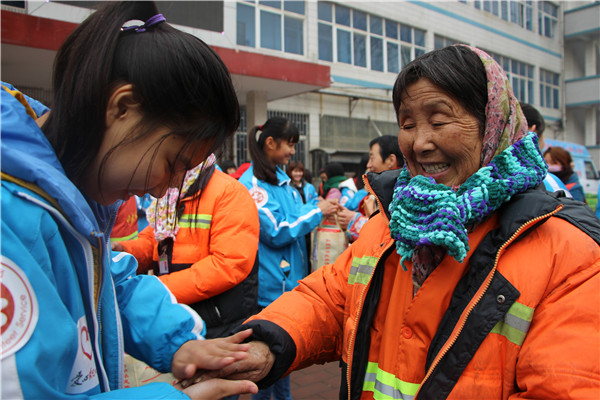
[401,124,415,130]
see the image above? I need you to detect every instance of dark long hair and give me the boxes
[248,116,299,185]
[392,45,487,137]
[42,1,240,195]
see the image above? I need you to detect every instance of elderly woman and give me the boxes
[200,46,600,399]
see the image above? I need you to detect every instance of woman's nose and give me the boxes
[412,126,435,154]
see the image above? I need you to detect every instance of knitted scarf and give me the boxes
[388,45,547,294]
[389,133,547,268]
[146,153,216,241]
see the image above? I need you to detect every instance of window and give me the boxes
[539,69,560,109]
[538,1,558,38]
[434,34,462,50]
[474,1,533,32]
[317,2,426,73]
[237,3,256,47]
[236,1,305,55]
[488,51,534,104]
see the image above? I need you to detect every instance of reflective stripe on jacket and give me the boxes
[244,169,600,399]
[120,169,260,338]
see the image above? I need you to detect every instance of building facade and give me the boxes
[2,0,598,181]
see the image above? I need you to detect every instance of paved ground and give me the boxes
[240,361,341,399]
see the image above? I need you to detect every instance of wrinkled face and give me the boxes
[397,78,482,188]
[83,109,208,205]
[290,168,304,183]
[366,143,387,173]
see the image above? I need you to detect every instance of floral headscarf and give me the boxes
[146,153,216,241]
[388,46,547,294]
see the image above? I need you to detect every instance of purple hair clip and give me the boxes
[121,13,166,33]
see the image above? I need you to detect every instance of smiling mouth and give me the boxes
[422,163,450,174]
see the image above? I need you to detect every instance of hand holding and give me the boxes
[318,199,339,218]
[336,208,355,230]
[171,329,253,381]
[181,340,275,387]
[111,241,124,251]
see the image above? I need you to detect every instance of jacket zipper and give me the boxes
[346,242,393,400]
[414,204,563,398]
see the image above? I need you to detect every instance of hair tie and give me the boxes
[121,13,166,33]
[256,124,265,142]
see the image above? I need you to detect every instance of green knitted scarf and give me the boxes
[388,133,547,270]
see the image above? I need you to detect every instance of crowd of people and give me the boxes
[1,2,599,400]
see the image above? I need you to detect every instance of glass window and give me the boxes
[539,68,560,109]
[318,23,333,61]
[335,4,351,26]
[261,10,281,50]
[318,1,332,21]
[538,1,558,38]
[414,28,425,47]
[387,42,399,73]
[401,45,412,68]
[400,25,412,43]
[353,10,367,31]
[237,3,255,47]
[284,1,304,15]
[337,29,352,64]
[353,33,366,67]
[385,20,398,39]
[259,1,281,9]
[284,16,303,54]
[371,36,383,71]
[370,15,382,35]
[434,34,461,49]
[487,50,534,103]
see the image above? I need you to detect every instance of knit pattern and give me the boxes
[147,153,216,241]
[389,133,547,269]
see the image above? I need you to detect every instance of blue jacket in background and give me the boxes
[1,83,203,399]
[238,165,322,307]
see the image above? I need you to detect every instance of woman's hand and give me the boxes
[171,329,253,381]
[175,377,258,400]
[180,341,275,387]
[111,241,124,251]
[318,199,339,218]
[336,208,356,230]
[363,195,377,217]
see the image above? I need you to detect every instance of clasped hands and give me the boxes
[171,329,276,399]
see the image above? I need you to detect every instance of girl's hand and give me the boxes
[171,329,253,381]
[175,377,258,400]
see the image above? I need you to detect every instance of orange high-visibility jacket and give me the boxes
[244,169,600,399]
[121,169,260,337]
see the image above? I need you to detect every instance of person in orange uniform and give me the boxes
[114,154,260,339]
[204,46,600,399]
[110,196,139,243]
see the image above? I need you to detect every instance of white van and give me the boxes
[543,139,599,197]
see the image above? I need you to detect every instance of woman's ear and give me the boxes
[105,84,140,127]
[386,154,398,169]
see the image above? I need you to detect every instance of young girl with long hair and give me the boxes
[237,117,338,400]
[1,2,257,398]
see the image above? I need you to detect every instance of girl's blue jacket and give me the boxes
[0,83,204,399]
[238,165,322,307]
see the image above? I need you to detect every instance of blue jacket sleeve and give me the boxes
[110,251,205,372]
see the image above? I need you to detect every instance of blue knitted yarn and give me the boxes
[389,133,547,270]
